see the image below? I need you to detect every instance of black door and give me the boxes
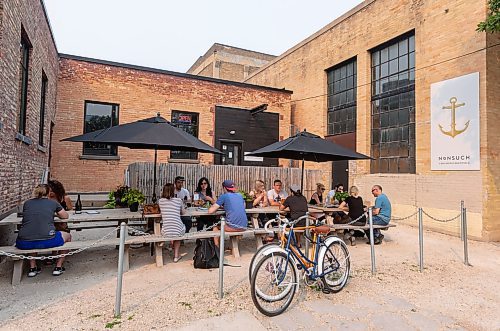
[332,160,349,189]
[221,142,242,165]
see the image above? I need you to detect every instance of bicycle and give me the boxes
[249,214,351,316]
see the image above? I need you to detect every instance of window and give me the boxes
[327,58,357,135]
[39,73,48,146]
[83,101,119,156]
[170,111,199,160]
[371,33,415,173]
[18,30,32,135]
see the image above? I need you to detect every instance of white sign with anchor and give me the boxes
[430,72,480,170]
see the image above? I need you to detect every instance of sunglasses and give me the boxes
[320,188,325,191]
[372,189,379,192]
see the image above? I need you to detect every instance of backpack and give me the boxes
[193,238,220,269]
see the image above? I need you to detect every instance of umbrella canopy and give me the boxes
[63,113,222,202]
[63,114,221,154]
[246,130,371,191]
[246,130,370,162]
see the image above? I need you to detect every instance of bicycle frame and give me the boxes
[273,222,342,284]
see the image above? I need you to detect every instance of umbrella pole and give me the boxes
[300,158,305,193]
[152,147,158,203]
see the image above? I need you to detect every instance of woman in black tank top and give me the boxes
[309,183,325,205]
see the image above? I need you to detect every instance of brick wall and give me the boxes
[0,0,58,244]
[51,56,291,193]
[484,32,500,240]
[246,0,494,240]
[187,44,276,82]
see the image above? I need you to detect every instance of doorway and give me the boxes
[332,160,349,189]
[220,141,242,165]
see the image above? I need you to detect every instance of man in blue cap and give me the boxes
[209,180,247,247]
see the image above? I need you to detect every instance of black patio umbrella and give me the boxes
[246,130,371,191]
[63,113,222,202]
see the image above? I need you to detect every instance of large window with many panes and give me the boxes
[83,101,119,156]
[170,110,199,160]
[327,58,357,135]
[371,32,415,173]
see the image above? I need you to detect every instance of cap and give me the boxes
[222,180,237,192]
[174,176,185,182]
[290,184,301,193]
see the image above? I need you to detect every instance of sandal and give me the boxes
[173,256,183,263]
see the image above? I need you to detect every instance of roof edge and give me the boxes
[40,0,59,53]
[59,53,293,94]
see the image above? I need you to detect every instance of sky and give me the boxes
[43,0,364,73]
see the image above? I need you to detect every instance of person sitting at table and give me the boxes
[194,177,216,231]
[16,184,70,277]
[48,179,73,233]
[267,179,288,206]
[209,180,248,247]
[309,183,325,205]
[326,183,345,206]
[338,186,366,245]
[249,180,270,227]
[249,180,269,208]
[159,183,185,262]
[280,184,309,247]
[174,176,192,233]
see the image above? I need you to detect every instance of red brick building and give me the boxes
[0,0,58,225]
[52,55,291,192]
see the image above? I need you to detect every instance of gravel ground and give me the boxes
[0,224,499,330]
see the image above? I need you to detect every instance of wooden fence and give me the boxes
[127,162,323,201]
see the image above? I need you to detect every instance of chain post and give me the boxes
[460,200,464,241]
[115,222,127,317]
[463,208,470,266]
[218,217,225,299]
[418,207,424,272]
[368,207,376,275]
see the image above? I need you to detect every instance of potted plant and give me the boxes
[121,188,145,212]
[335,191,350,203]
[104,185,130,208]
[238,190,254,209]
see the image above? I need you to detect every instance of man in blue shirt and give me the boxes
[368,185,391,245]
[209,180,247,247]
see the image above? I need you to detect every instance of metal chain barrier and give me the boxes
[391,210,419,221]
[0,226,120,260]
[422,209,461,223]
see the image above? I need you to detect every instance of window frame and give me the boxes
[170,110,199,160]
[82,100,119,156]
[326,57,357,136]
[38,72,48,146]
[370,32,415,174]
[18,30,32,135]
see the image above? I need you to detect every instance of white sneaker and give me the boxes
[52,267,65,276]
[28,267,41,277]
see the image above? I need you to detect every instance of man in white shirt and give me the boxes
[267,179,288,206]
[174,176,192,233]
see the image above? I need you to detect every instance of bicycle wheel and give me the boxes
[320,240,350,293]
[248,243,281,282]
[250,251,298,316]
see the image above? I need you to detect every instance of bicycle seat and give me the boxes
[311,225,331,235]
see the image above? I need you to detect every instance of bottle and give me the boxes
[75,194,82,214]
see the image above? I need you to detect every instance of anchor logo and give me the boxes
[438,97,470,138]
